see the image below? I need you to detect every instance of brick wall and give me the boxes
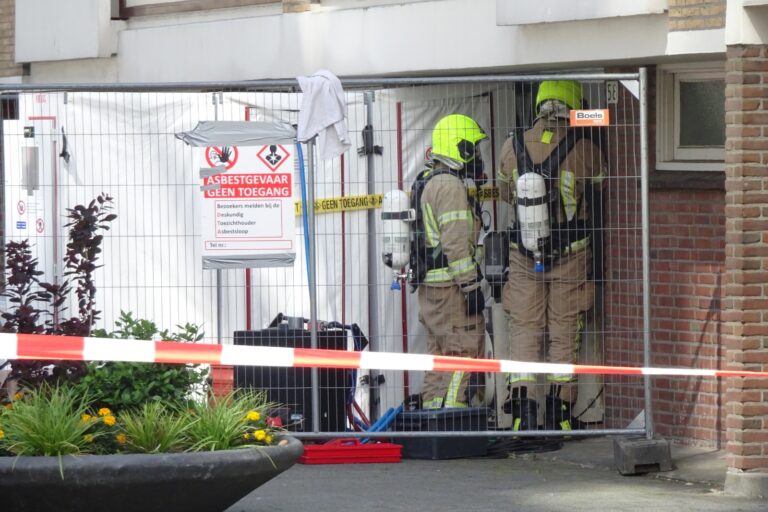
[0,0,22,78]
[0,0,17,291]
[723,44,768,472]
[647,190,726,444]
[668,0,726,31]
[603,69,728,446]
[282,0,315,13]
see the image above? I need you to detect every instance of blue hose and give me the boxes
[296,142,311,284]
[361,404,404,444]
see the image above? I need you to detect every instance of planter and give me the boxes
[0,436,303,512]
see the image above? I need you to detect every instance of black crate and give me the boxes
[233,327,348,432]
[394,407,489,459]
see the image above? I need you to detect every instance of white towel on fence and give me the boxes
[296,69,351,160]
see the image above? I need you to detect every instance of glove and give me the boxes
[463,287,485,317]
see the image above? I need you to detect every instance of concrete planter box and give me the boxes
[0,436,303,512]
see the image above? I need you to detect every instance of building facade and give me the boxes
[1,0,768,496]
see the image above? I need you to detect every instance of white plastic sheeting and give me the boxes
[2,84,515,416]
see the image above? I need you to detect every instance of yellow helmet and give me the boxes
[535,80,583,114]
[431,114,487,169]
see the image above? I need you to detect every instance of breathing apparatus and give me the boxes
[517,80,582,272]
[381,114,488,290]
[516,171,550,272]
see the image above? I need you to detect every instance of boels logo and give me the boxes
[569,109,610,127]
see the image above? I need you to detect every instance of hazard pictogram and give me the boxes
[205,146,239,170]
[36,218,45,234]
[17,200,25,215]
[257,145,290,172]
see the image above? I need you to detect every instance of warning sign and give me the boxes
[17,201,25,215]
[200,144,295,269]
[203,174,290,199]
[205,146,239,170]
[569,109,610,127]
[36,218,45,234]
[257,144,290,172]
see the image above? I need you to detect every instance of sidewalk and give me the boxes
[228,436,766,512]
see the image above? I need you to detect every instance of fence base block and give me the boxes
[613,436,673,475]
[725,470,768,499]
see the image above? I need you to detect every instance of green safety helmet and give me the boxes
[535,80,583,114]
[431,114,487,169]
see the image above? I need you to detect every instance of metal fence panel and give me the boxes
[0,72,647,442]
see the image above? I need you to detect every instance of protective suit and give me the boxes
[414,114,488,409]
[497,81,607,429]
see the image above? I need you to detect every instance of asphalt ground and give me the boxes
[227,436,767,512]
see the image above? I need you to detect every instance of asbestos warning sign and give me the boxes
[257,144,290,172]
[205,146,239,170]
[200,145,296,269]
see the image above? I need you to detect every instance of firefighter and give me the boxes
[413,114,488,410]
[498,80,607,430]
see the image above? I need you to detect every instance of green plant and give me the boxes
[73,311,208,411]
[0,388,285,460]
[79,406,123,455]
[185,391,278,452]
[117,401,193,454]
[0,386,98,458]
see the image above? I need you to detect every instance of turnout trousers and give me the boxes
[502,249,594,403]
[418,284,485,408]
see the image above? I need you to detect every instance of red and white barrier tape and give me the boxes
[0,332,765,378]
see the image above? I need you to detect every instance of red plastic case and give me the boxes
[298,439,402,464]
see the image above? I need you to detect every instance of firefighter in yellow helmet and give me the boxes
[411,114,487,409]
[497,80,607,430]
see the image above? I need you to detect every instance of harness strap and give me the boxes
[511,127,588,269]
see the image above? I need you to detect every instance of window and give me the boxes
[656,63,725,171]
[1,95,18,120]
[119,0,279,17]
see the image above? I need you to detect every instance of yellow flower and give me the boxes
[0,429,5,440]
[103,415,117,427]
[246,411,261,422]
[254,429,266,441]
[242,432,252,440]
[83,434,95,443]
[81,414,94,423]
[265,435,273,445]
[98,408,112,417]
[13,392,23,401]
[116,433,127,445]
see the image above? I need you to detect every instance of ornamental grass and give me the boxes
[0,387,285,459]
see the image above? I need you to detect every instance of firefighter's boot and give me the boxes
[545,384,575,431]
[503,387,539,431]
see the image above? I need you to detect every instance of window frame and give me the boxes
[656,62,725,172]
[119,0,279,18]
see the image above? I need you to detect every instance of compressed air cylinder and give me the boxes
[381,190,413,269]
[516,173,549,253]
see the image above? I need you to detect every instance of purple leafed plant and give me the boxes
[1,193,116,387]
